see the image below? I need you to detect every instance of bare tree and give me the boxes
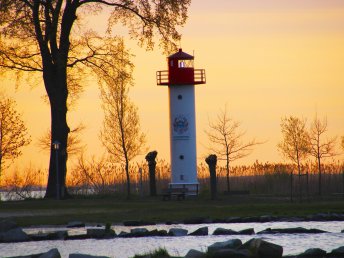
[278,116,310,176]
[0,0,191,199]
[341,136,344,151]
[0,95,31,181]
[205,106,263,192]
[309,114,337,196]
[96,39,146,198]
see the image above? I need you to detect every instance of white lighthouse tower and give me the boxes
[157,49,206,194]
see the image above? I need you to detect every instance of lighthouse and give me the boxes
[156,49,206,193]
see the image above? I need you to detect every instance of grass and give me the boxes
[0,194,343,227]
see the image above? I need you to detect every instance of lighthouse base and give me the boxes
[168,182,199,196]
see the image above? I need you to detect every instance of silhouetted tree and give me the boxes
[37,123,86,157]
[0,95,31,180]
[145,151,158,197]
[97,40,146,198]
[278,116,310,176]
[0,0,191,199]
[205,154,217,200]
[205,106,263,192]
[309,114,337,196]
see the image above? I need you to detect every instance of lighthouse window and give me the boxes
[179,155,184,160]
[178,95,182,100]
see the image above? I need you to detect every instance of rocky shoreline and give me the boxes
[1,213,344,258]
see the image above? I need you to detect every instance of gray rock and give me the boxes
[168,228,188,236]
[297,248,326,257]
[67,221,85,228]
[208,239,242,253]
[0,220,18,232]
[39,248,61,258]
[210,248,251,258]
[0,227,30,242]
[331,246,344,255]
[258,227,326,234]
[130,228,149,234]
[189,227,208,236]
[69,254,109,258]
[239,228,255,235]
[87,228,106,238]
[184,249,207,258]
[212,228,238,235]
[341,229,344,233]
[240,238,283,258]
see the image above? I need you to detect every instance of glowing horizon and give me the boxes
[2,0,344,178]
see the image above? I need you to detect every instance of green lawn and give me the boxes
[0,194,343,227]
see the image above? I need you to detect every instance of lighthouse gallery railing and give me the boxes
[156,69,206,85]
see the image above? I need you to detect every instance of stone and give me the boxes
[168,228,188,236]
[87,228,107,238]
[257,227,327,234]
[342,229,344,233]
[240,238,283,258]
[330,246,344,255]
[39,248,61,258]
[0,220,18,232]
[0,227,30,242]
[208,239,242,253]
[212,228,238,235]
[238,228,255,235]
[210,249,251,258]
[189,227,208,236]
[297,248,326,257]
[69,254,109,258]
[67,221,85,228]
[184,249,207,258]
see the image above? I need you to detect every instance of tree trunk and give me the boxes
[318,155,322,196]
[226,158,230,192]
[125,160,131,198]
[206,154,217,200]
[145,151,157,196]
[44,67,70,199]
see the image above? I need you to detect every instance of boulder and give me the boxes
[240,238,283,258]
[208,239,242,253]
[185,249,207,258]
[87,228,115,239]
[239,228,255,235]
[257,227,327,234]
[297,248,326,257]
[147,229,168,237]
[39,248,61,258]
[330,246,344,255]
[168,228,188,236]
[212,228,238,235]
[189,227,208,236]
[67,221,85,228]
[209,249,251,258]
[0,227,30,242]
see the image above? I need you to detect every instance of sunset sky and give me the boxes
[3,0,344,175]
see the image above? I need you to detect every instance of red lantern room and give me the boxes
[157,49,206,86]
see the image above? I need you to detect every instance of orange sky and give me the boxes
[3,0,344,175]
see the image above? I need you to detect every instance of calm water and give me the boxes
[1,221,344,257]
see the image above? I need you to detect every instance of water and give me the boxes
[1,221,343,257]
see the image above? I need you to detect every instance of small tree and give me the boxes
[205,106,262,192]
[309,114,337,196]
[0,96,31,180]
[278,116,310,176]
[97,40,145,198]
